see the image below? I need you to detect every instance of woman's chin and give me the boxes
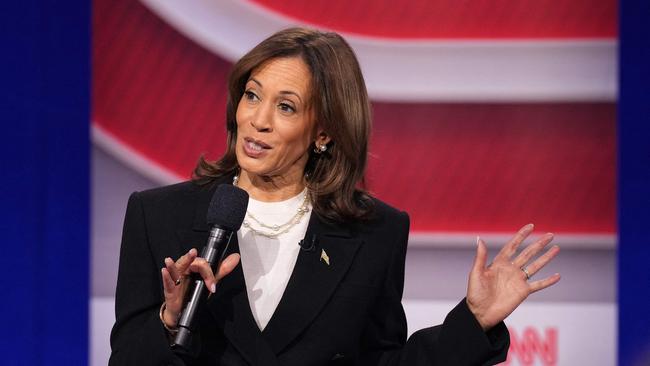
[237,163,274,181]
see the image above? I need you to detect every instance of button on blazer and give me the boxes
[109,177,509,366]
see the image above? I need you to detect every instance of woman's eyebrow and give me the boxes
[249,77,303,103]
[279,91,302,103]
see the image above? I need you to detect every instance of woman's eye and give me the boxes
[244,91,259,101]
[278,102,295,113]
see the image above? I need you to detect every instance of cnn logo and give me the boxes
[499,326,558,366]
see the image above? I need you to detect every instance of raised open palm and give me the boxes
[466,224,561,330]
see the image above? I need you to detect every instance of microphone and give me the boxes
[172,184,248,350]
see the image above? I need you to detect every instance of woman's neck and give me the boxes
[236,170,306,202]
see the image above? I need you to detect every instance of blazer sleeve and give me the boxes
[359,211,510,366]
[108,192,186,366]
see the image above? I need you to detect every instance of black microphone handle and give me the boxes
[172,227,232,350]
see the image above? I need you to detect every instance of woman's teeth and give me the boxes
[247,141,263,151]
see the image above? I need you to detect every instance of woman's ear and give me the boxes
[314,128,331,147]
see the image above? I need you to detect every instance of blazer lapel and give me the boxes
[261,213,363,354]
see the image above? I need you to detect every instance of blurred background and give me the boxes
[91,1,616,365]
[3,0,649,365]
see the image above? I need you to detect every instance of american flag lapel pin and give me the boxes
[320,248,330,266]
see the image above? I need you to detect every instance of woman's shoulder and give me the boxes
[348,195,409,236]
[135,175,232,201]
[367,195,409,223]
[350,196,410,268]
[130,179,225,214]
[135,180,207,200]
[124,180,226,233]
[127,182,196,217]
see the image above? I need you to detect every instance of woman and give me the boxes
[109,28,560,366]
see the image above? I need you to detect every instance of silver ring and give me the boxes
[174,277,183,286]
[521,267,531,280]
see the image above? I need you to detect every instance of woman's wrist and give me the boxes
[159,302,180,334]
[465,298,492,331]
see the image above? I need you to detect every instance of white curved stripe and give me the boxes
[408,232,616,249]
[139,0,617,102]
[92,123,183,185]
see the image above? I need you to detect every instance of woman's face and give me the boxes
[235,56,322,183]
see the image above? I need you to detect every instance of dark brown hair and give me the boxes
[193,27,374,223]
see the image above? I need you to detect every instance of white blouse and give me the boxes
[236,189,312,330]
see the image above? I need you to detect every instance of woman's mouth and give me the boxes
[242,138,271,157]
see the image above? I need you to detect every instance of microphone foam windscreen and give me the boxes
[206,184,249,231]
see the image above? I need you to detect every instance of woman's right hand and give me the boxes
[160,248,241,328]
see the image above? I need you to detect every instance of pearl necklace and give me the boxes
[234,175,311,238]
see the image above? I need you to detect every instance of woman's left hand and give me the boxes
[466,224,561,331]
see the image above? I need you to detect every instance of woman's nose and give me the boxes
[250,103,273,132]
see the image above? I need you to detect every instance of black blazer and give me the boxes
[109,177,509,366]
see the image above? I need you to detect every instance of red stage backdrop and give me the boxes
[93,0,616,237]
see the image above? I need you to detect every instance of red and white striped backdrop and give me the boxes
[93,0,616,241]
[249,0,616,39]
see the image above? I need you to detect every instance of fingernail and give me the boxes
[476,236,480,245]
[211,284,216,293]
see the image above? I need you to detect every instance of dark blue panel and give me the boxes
[619,1,650,365]
[0,1,89,365]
